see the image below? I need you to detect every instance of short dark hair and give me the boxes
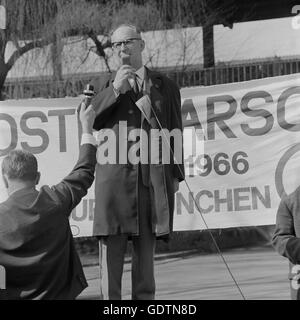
[2,150,38,182]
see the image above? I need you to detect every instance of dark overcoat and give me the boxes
[0,144,96,300]
[91,67,184,238]
[272,186,300,300]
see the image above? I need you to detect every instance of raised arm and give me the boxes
[50,103,97,214]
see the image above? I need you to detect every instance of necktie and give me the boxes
[128,75,139,98]
[133,76,139,95]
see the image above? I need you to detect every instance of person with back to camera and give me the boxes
[0,102,96,300]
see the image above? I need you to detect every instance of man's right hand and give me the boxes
[113,65,136,94]
[79,103,96,134]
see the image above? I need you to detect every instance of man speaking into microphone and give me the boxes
[90,23,184,300]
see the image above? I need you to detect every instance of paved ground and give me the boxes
[78,246,291,300]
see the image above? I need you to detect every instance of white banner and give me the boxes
[1,73,300,237]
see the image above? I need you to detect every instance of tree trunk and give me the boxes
[51,34,63,81]
[203,23,215,68]
[0,60,8,101]
[0,79,7,101]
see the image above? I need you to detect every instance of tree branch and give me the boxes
[0,29,7,58]
[87,30,111,73]
[6,36,54,71]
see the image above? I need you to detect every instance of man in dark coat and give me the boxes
[272,188,300,300]
[0,103,97,300]
[91,23,185,300]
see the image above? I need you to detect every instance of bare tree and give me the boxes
[1,0,58,99]
[1,0,243,99]
[0,0,117,99]
[0,0,166,100]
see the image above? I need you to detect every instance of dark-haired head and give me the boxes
[2,150,40,194]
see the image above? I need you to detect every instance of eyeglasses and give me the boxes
[111,38,141,50]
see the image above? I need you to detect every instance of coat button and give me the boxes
[128,109,134,114]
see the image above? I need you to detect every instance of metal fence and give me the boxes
[4,58,300,99]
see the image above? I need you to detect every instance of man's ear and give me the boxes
[35,172,41,186]
[2,175,8,189]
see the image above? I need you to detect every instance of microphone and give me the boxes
[121,56,136,90]
[77,84,95,145]
[83,84,95,107]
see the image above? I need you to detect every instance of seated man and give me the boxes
[0,102,96,300]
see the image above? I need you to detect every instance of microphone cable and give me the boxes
[147,96,247,300]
